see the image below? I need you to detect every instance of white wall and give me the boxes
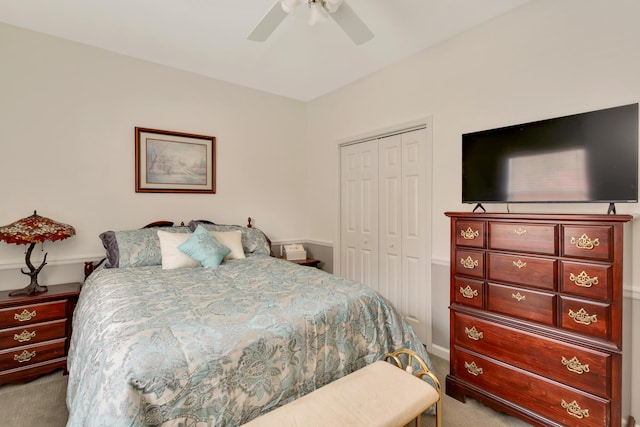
[305,0,640,421]
[0,23,309,287]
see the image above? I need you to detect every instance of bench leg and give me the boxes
[383,349,442,427]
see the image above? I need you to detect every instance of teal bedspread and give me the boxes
[66,255,430,426]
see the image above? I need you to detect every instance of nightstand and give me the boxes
[0,282,81,384]
[287,258,321,268]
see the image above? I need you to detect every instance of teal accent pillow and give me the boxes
[178,225,230,268]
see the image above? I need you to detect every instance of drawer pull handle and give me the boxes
[13,350,36,363]
[570,234,600,250]
[14,309,37,322]
[465,326,484,341]
[460,227,479,240]
[464,361,483,376]
[561,399,589,419]
[460,256,479,269]
[512,292,526,302]
[512,260,527,269]
[561,356,590,375]
[14,330,37,343]
[513,227,527,236]
[459,285,478,299]
[569,271,599,288]
[568,308,598,325]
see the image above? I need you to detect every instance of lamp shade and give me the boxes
[0,211,75,244]
[0,211,75,296]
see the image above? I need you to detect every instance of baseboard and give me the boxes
[430,343,449,361]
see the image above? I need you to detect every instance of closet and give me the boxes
[340,128,429,343]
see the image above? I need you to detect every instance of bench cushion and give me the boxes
[241,360,439,427]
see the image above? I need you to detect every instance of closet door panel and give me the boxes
[379,135,402,301]
[340,141,379,290]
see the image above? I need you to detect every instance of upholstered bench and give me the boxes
[242,349,441,427]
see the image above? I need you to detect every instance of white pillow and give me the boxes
[211,230,245,260]
[157,230,201,269]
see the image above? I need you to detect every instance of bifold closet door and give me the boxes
[340,140,379,291]
[379,129,427,339]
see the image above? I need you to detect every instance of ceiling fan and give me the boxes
[248,0,374,45]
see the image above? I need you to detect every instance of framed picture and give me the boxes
[135,127,216,193]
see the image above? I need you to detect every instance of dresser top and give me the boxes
[0,282,81,306]
[445,212,633,223]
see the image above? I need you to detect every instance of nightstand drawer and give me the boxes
[0,300,67,328]
[0,338,66,371]
[0,319,67,348]
[487,283,556,326]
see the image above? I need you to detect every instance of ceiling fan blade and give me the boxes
[331,1,374,45]
[247,2,288,42]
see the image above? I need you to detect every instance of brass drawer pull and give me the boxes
[14,309,37,322]
[561,356,590,375]
[513,227,527,236]
[512,292,526,302]
[464,326,483,341]
[569,271,599,288]
[460,256,479,269]
[13,350,36,363]
[459,285,478,299]
[568,308,597,325]
[460,227,479,240]
[561,399,589,419]
[464,361,483,376]
[512,260,527,269]
[570,234,600,250]
[14,330,36,343]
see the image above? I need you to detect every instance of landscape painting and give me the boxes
[135,127,216,193]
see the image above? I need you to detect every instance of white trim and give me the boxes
[430,343,450,361]
[431,257,449,267]
[271,239,333,247]
[337,118,429,147]
[0,254,104,270]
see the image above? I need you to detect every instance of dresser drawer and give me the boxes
[560,261,612,301]
[455,249,485,279]
[452,349,609,427]
[0,319,67,349]
[489,222,557,255]
[487,283,556,326]
[488,252,557,290]
[455,220,486,248]
[453,312,611,398]
[0,338,66,372]
[454,277,483,308]
[560,297,611,341]
[562,225,613,261]
[0,300,67,328]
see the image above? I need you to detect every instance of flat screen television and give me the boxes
[462,103,639,207]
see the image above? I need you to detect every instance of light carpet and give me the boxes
[0,354,531,426]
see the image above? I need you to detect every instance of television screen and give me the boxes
[462,103,639,204]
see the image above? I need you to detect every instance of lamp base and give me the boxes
[9,283,48,297]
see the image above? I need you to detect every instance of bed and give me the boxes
[66,220,433,427]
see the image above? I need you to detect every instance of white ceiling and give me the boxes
[0,0,529,101]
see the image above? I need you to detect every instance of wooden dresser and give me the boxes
[445,212,631,427]
[0,282,81,384]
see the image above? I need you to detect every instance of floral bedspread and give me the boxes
[66,255,431,426]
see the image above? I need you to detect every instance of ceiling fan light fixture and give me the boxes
[308,1,328,25]
[324,0,343,13]
[280,0,301,14]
